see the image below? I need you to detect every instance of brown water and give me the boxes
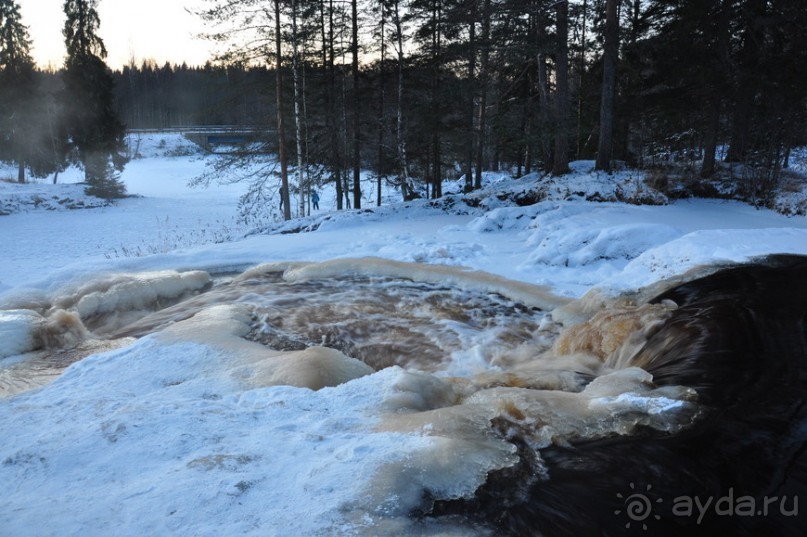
[0,262,562,396]
[9,257,798,536]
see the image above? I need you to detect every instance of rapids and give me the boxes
[1,255,805,535]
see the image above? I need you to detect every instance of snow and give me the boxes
[0,133,249,293]
[1,132,806,535]
[0,337,423,536]
[0,309,43,358]
[0,182,111,214]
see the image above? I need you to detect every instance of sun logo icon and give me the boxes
[614,482,663,530]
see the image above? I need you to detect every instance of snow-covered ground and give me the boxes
[1,133,806,535]
[2,134,805,297]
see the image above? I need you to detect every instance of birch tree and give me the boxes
[291,0,306,217]
[389,0,411,201]
[274,0,292,219]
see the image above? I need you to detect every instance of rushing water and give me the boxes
[0,261,562,396]
[115,273,551,374]
[1,255,805,535]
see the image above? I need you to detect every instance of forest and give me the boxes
[1,0,805,211]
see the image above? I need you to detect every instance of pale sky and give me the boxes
[20,0,215,70]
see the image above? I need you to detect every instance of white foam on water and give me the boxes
[0,259,704,535]
[282,257,572,311]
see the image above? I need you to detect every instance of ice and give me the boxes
[71,270,212,318]
[0,309,43,358]
[0,133,805,535]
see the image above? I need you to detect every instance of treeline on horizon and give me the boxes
[2,0,806,210]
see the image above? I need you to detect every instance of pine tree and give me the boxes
[62,0,127,198]
[551,0,570,176]
[595,0,618,173]
[351,0,362,208]
[474,0,490,190]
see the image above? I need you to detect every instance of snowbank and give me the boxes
[526,221,683,267]
[0,335,426,536]
[609,227,807,291]
[0,181,110,215]
[126,131,203,159]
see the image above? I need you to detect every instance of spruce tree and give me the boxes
[0,0,35,182]
[62,0,127,198]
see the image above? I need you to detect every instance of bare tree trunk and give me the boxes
[728,113,752,163]
[392,0,410,201]
[523,98,532,176]
[325,0,343,210]
[17,159,25,183]
[595,0,618,172]
[339,6,352,209]
[377,1,386,207]
[352,0,362,208]
[552,0,570,176]
[727,0,764,163]
[533,0,552,171]
[524,41,536,175]
[481,67,501,174]
[292,0,306,217]
[698,0,728,176]
[521,102,529,176]
[576,0,587,159]
[432,134,441,198]
[464,0,477,193]
[302,53,312,215]
[338,17,352,211]
[430,0,442,199]
[536,51,551,171]
[275,0,291,220]
[474,0,490,190]
[700,100,720,178]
